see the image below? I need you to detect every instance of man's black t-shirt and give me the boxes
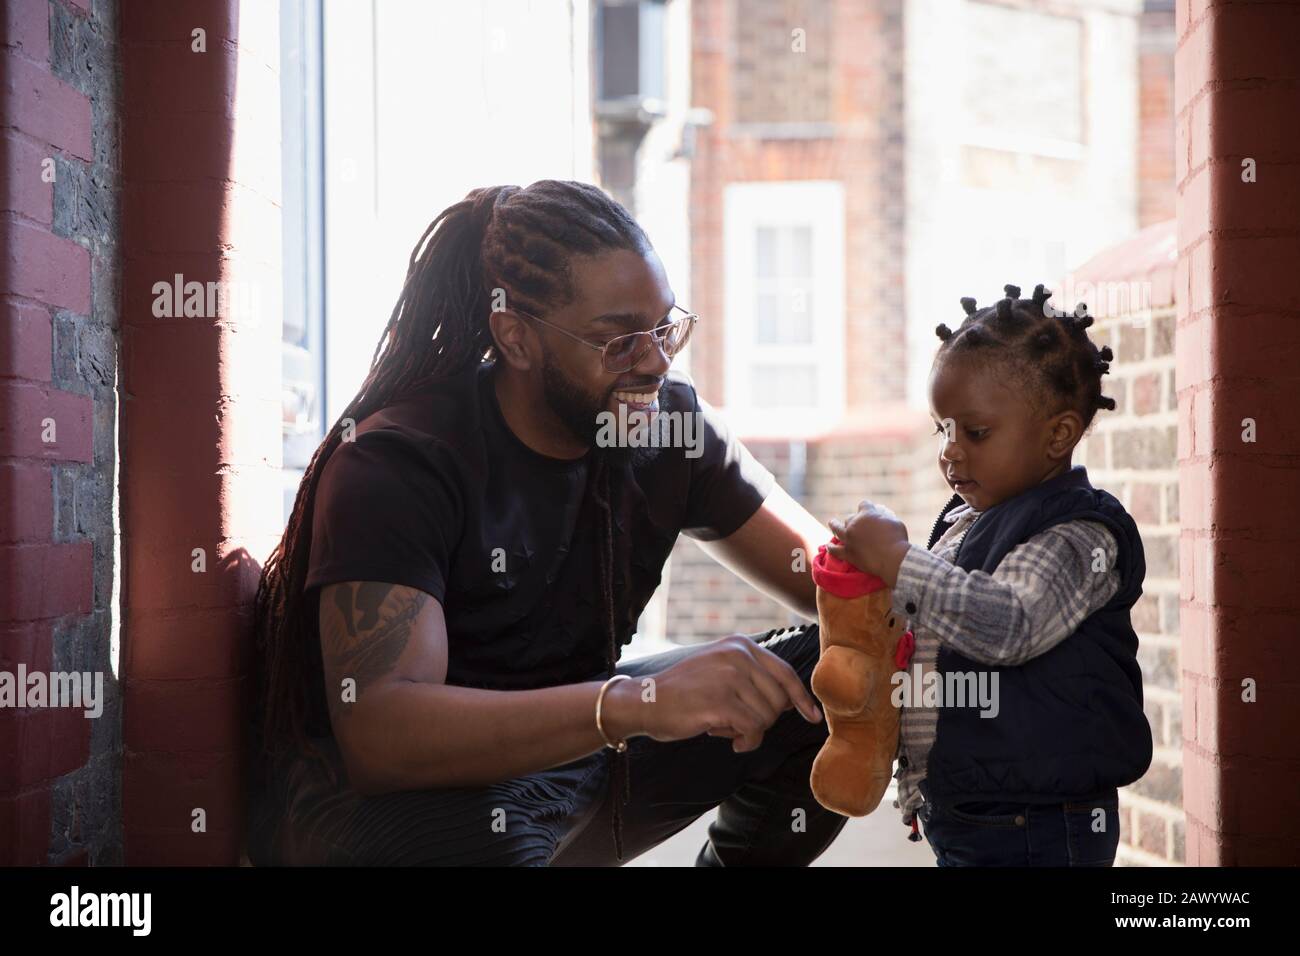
[301,361,774,735]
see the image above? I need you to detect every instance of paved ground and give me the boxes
[623,782,936,867]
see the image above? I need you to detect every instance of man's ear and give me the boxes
[488,309,535,372]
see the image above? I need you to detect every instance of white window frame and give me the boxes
[281,0,327,523]
[723,180,846,437]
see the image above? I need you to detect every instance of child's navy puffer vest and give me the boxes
[921,465,1153,805]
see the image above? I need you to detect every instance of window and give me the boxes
[280,0,327,521]
[594,0,668,214]
[723,181,844,435]
[595,0,666,106]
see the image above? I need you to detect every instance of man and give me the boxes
[248,180,849,865]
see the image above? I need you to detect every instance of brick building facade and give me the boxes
[1062,220,1182,863]
[1139,0,1177,226]
[664,0,1185,865]
[667,0,1169,632]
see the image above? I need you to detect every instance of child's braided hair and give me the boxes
[933,283,1116,429]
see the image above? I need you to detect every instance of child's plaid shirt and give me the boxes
[889,501,1122,829]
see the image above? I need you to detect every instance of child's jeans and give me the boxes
[917,788,1121,866]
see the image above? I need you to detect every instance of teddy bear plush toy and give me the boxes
[809,540,913,817]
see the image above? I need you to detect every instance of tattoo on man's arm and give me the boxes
[325,583,428,718]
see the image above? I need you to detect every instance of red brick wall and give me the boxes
[689,0,906,409]
[1,0,116,867]
[119,0,282,865]
[1174,0,1300,865]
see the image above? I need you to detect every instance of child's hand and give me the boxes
[827,500,912,586]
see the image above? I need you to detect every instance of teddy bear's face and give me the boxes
[860,589,909,657]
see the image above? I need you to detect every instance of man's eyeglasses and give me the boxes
[509,303,699,374]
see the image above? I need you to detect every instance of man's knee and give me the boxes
[754,623,822,686]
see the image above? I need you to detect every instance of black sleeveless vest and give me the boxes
[921,465,1153,805]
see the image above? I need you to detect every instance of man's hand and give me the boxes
[826,500,912,587]
[607,636,824,753]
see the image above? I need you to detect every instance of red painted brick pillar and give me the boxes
[0,0,97,866]
[119,1,282,864]
[1175,0,1300,864]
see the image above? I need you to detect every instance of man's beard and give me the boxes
[539,346,663,467]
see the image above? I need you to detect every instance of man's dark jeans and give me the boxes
[246,623,848,866]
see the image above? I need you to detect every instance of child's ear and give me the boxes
[1047,410,1085,459]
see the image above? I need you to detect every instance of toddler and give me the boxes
[828,283,1153,866]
